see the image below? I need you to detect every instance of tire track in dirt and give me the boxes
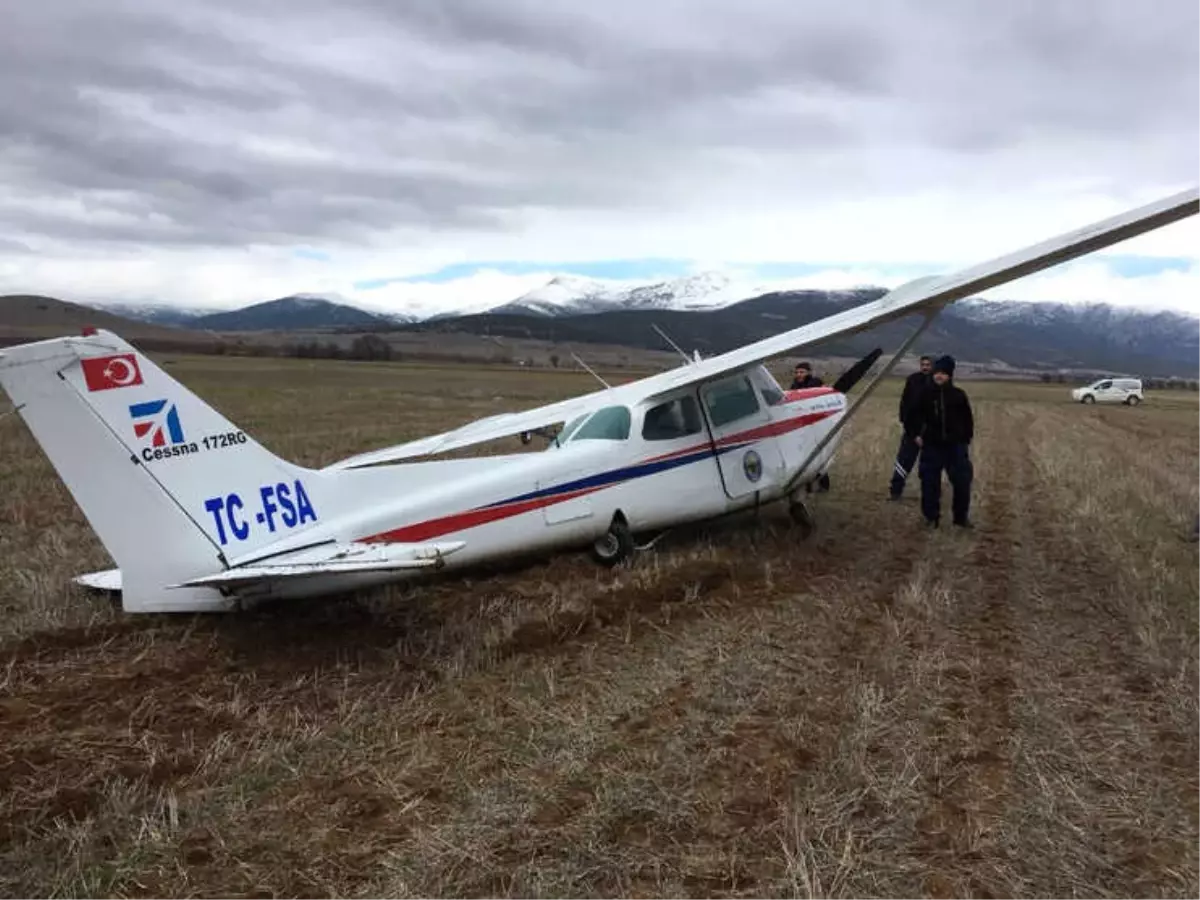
[1003,407,1199,897]
[450,504,939,897]
[912,404,1027,898]
[367,508,936,900]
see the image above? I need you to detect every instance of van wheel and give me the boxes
[1082,395,1095,404]
[590,517,634,567]
[1127,396,1141,406]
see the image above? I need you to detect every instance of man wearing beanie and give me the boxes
[905,354,974,528]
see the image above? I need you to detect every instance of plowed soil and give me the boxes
[1,356,1196,897]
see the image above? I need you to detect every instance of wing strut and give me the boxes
[784,305,944,495]
[652,323,694,365]
[571,352,611,388]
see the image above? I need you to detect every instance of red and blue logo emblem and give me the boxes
[129,399,185,447]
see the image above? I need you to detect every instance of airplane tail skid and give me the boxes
[0,330,371,611]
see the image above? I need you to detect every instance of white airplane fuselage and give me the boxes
[218,365,846,604]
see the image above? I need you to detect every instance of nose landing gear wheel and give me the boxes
[789,499,815,539]
[590,518,635,567]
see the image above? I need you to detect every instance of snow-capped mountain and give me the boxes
[489,275,626,316]
[488,271,877,318]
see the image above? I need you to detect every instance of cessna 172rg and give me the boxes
[1,187,1196,613]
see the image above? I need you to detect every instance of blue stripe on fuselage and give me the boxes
[486,441,748,509]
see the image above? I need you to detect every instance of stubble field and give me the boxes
[1,353,1197,898]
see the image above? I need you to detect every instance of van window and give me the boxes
[569,406,631,442]
[642,396,704,440]
[1097,380,1113,390]
[703,376,761,428]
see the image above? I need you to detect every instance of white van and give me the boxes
[1071,377,1144,405]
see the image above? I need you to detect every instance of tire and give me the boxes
[789,501,815,539]
[1082,395,1095,404]
[590,517,635,567]
[1127,396,1141,406]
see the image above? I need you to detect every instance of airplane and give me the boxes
[1,187,1196,614]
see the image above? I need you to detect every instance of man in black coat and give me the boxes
[907,354,974,528]
[790,361,824,389]
[888,355,933,500]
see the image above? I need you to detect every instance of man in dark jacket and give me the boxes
[888,355,933,500]
[907,355,974,528]
[790,362,824,389]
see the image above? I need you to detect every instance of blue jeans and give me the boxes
[919,442,973,524]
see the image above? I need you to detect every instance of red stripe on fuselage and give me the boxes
[358,403,842,545]
[783,386,838,403]
[362,485,605,544]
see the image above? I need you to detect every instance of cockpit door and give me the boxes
[698,373,786,499]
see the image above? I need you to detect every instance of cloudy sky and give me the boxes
[2,0,1197,316]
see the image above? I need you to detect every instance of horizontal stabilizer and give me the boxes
[171,539,466,589]
[74,569,122,592]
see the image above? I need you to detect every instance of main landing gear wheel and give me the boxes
[789,499,816,540]
[590,517,635,567]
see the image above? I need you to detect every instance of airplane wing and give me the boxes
[326,187,1198,470]
[324,389,618,470]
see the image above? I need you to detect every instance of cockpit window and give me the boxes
[568,405,631,442]
[759,384,784,406]
[642,396,703,440]
[703,376,761,427]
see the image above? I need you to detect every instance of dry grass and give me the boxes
[1,355,1197,898]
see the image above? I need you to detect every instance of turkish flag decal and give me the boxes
[81,353,144,392]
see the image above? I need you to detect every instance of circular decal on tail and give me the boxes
[742,449,763,483]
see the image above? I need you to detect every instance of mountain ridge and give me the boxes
[29,273,1200,378]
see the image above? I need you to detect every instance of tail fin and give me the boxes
[0,330,323,612]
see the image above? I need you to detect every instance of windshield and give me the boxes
[547,407,632,448]
[570,406,631,442]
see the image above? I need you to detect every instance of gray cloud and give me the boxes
[1,0,1196,252]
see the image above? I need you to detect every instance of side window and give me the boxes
[703,376,761,428]
[570,406,631,442]
[642,395,704,441]
[759,384,784,406]
[1097,380,1113,391]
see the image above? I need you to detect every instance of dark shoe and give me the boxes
[888,492,902,502]
[925,518,939,529]
[953,519,974,529]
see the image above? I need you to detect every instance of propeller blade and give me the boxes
[832,347,884,394]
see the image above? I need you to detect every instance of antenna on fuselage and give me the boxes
[571,351,611,389]
[651,322,694,365]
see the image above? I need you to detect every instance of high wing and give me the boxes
[326,387,618,470]
[327,187,1198,471]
